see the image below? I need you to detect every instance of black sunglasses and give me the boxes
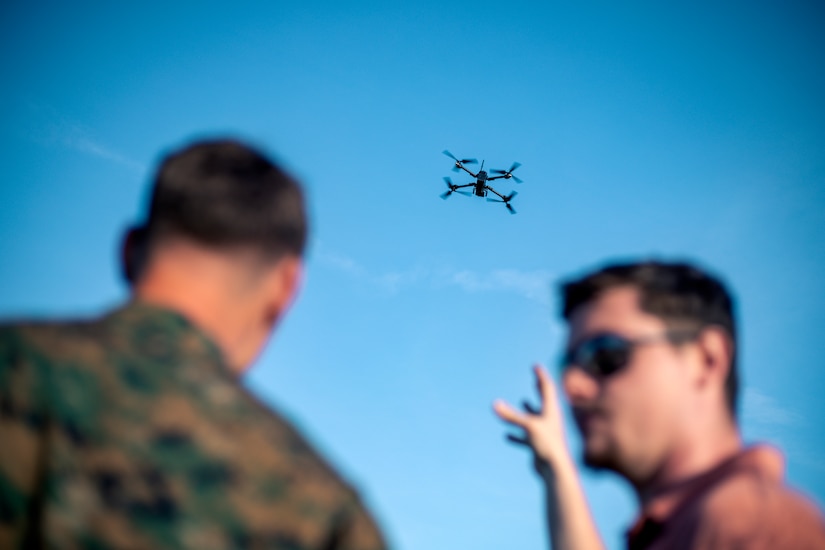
[561,331,697,377]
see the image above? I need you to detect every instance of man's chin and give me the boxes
[581,445,618,472]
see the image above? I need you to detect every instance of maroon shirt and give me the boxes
[627,445,825,549]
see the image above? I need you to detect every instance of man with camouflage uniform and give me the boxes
[0,139,388,549]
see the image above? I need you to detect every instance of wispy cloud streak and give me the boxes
[742,387,804,427]
[25,101,146,174]
[441,268,553,304]
[315,248,553,304]
[67,134,145,173]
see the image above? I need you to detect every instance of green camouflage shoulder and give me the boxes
[0,321,53,549]
[0,304,389,549]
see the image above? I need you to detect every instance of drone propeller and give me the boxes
[441,177,453,199]
[443,150,478,168]
[441,177,471,199]
[492,162,523,183]
[502,162,522,174]
[486,191,518,214]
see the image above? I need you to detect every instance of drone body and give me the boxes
[441,150,523,214]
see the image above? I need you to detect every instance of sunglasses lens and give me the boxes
[566,335,632,377]
[589,338,631,376]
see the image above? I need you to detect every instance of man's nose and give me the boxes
[562,367,600,405]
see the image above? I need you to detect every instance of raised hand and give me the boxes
[494,365,605,550]
[493,364,569,472]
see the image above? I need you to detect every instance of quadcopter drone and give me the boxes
[440,150,523,214]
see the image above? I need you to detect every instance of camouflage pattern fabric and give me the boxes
[0,302,388,550]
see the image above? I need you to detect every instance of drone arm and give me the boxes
[454,183,475,189]
[459,164,478,178]
[486,174,507,181]
[486,187,508,201]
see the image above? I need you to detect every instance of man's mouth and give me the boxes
[573,408,606,435]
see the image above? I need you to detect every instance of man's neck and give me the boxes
[133,246,263,374]
[636,420,742,507]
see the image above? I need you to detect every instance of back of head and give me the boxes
[560,260,740,418]
[136,139,307,273]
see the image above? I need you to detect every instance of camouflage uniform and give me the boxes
[0,302,388,550]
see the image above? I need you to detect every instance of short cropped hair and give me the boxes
[560,260,739,418]
[144,139,307,261]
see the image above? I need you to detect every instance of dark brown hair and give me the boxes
[144,138,307,262]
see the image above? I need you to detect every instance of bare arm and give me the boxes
[494,365,604,550]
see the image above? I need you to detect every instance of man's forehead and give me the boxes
[566,285,666,341]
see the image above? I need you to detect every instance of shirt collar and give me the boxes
[627,444,786,544]
[106,300,229,376]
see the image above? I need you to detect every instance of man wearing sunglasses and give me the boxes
[495,260,825,549]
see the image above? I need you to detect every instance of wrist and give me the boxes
[536,448,576,483]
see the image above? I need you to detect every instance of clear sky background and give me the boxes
[1,2,824,548]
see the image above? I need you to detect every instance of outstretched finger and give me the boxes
[522,400,540,415]
[506,433,530,447]
[534,364,558,410]
[493,399,528,428]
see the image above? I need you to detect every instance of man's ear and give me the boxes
[694,326,734,390]
[263,255,304,326]
[121,225,149,285]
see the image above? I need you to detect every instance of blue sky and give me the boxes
[1,1,824,548]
